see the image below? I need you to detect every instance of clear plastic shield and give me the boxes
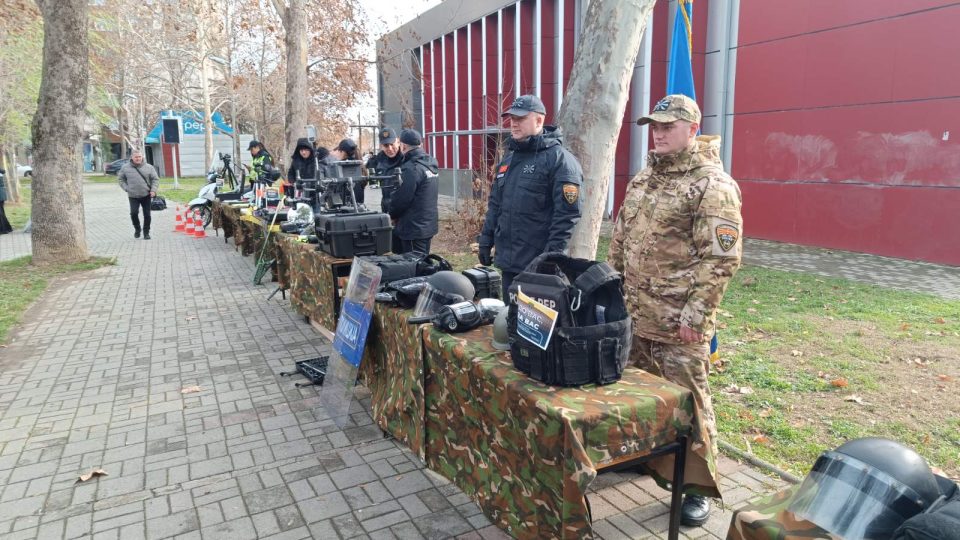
[320,258,382,428]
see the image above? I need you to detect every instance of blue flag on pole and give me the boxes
[667,0,696,101]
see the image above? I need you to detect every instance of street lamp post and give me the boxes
[209,55,240,176]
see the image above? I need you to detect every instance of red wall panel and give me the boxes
[422,44,433,152]
[738,0,957,45]
[740,180,960,265]
[501,6,517,112]
[561,0,575,93]
[733,1,960,264]
[732,101,960,188]
[519,0,535,96]
[540,0,557,123]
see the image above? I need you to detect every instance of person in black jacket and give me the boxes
[478,94,583,298]
[330,138,364,204]
[287,138,316,181]
[389,129,439,254]
[365,127,404,213]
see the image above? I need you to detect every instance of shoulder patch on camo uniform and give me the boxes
[563,184,579,204]
[712,217,739,255]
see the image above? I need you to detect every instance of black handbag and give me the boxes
[150,195,167,211]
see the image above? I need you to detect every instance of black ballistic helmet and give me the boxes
[788,438,942,539]
[410,271,475,322]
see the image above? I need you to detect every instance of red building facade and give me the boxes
[380,0,960,265]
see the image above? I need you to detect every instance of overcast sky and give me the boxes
[348,0,443,128]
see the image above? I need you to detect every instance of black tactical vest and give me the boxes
[507,253,632,386]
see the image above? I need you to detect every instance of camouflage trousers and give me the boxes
[630,336,718,457]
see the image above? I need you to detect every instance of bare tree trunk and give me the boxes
[4,149,22,203]
[200,57,214,173]
[277,0,308,159]
[31,0,89,265]
[557,0,656,259]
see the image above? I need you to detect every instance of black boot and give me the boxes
[680,495,711,527]
[143,232,151,240]
[134,229,141,238]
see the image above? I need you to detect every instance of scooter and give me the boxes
[189,153,246,228]
[188,172,220,228]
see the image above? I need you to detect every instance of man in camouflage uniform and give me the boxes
[608,94,743,527]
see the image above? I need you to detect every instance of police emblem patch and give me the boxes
[522,164,535,174]
[715,223,739,252]
[562,184,579,204]
[381,130,390,138]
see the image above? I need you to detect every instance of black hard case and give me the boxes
[462,267,502,300]
[315,211,393,257]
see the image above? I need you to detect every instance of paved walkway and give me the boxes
[0,184,785,539]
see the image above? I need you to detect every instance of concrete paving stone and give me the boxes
[383,470,433,498]
[199,516,257,540]
[389,521,426,540]
[119,522,148,540]
[607,513,648,539]
[415,508,473,539]
[397,493,432,519]
[369,528,399,540]
[592,519,632,540]
[361,508,409,533]
[274,504,306,532]
[296,491,351,522]
[243,484,294,514]
[330,463,379,490]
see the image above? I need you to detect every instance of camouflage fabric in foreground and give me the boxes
[275,236,349,330]
[363,305,428,459]
[726,486,836,540]
[214,201,237,241]
[422,324,721,539]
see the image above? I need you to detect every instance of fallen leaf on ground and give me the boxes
[758,408,773,418]
[185,316,197,321]
[746,308,757,314]
[741,277,757,287]
[934,317,946,324]
[791,350,803,357]
[752,434,771,445]
[938,374,954,382]
[77,468,108,482]
[180,386,202,394]
[900,323,911,331]
[922,433,932,445]
[831,378,849,388]
[844,395,864,404]
[787,297,796,302]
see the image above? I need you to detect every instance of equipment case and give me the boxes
[462,267,502,300]
[316,211,392,257]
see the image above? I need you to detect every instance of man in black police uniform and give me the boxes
[365,127,404,213]
[248,140,274,184]
[388,129,439,254]
[478,94,583,298]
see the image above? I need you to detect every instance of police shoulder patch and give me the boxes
[712,217,740,255]
[562,184,579,204]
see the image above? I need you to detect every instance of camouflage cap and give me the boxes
[636,94,701,125]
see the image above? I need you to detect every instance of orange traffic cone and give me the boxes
[184,213,195,235]
[194,212,206,238]
[174,205,184,232]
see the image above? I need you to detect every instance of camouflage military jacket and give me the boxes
[608,135,743,344]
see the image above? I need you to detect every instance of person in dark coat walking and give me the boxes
[388,129,439,255]
[478,94,583,298]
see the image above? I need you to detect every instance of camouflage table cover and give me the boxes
[212,200,232,240]
[726,486,834,540]
[363,305,428,459]
[275,236,351,330]
[234,215,264,256]
[421,325,721,539]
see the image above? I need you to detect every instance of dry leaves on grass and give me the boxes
[724,384,754,395]
[77,468,108,482]
[934,317,947,324]
[180,386,202,394]
[791,350,804,357]
[844,395,866,404]
[831,378,849,388]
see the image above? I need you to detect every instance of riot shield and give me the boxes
[319,258,382,428]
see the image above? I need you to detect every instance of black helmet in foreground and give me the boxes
[408,271,475,323]
[788,438,942,539]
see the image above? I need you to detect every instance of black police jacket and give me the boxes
[389,147,439,241]
[479,125,583,273]
[365,150,404,175]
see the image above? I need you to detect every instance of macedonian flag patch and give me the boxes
[563,184,579,204]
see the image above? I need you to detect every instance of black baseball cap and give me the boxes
[378,127,398,144]
[399,129,422,146]
[335,138,357,153]
[247,140,262,150]
[502,94,546,117]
